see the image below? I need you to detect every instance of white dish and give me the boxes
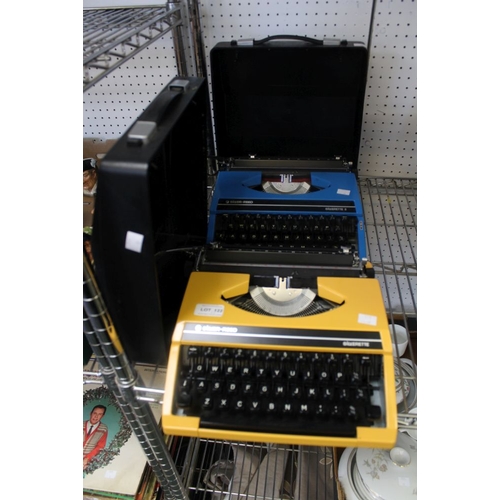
[338,447,362,500]
[356,432,417,500]
[400,357,417,374]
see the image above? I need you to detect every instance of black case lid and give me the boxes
[210,38,368,169]
[92,77,209,364]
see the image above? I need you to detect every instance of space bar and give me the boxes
[204,248,353,266]
[201,415,357,437]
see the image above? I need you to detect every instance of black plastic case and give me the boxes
[92,77,209,364]
[210,36,368,172]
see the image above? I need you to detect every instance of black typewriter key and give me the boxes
[367,405,382,420]
[274,383,286,397]
[234,348,246,360]
[342,354,353,372]
[315,403,327,417]
[331,404,344,419]
[292,351,305,363]
[227,381,238,394]
[234,214,244,230]
[265,350,277,362]
[271,368,283,379]
[350,371,361,385]
[338,388,350,400]
[241,366,252,378]
[249,349,262,361]
[202,397,213,410]
[249,400,261,413]
[224,365,236,377]
[282,402,294,416]
[218,398,229,410]
[196,380,208,393]
[203,347,216,358]
[193,364,205,376]
[299,403,310,415]
[176,392,192,408]
[234,399,246,411]
[347,405,358,422]
[311,352,322,364]
[354,387,367,401]
[326,353,338,366]
[322,387,334,400]
[187,346,200,358]
[280,351,291,362]
[266,401,278,414]
[220,348,232,359]
[306,386,318,400]
[211,380,222,393]
[290,385,302,399]
[287,367,299,380]
[179,379,191,392]
[259,382,271,396]
[209,365,222,377]
[243,382,254,394]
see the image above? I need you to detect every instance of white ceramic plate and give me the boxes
[356,432,417,500]
[338,447,363,500]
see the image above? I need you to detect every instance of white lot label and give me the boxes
[337,188,351,196]
[358,313,377,326]
[194,304,225,317]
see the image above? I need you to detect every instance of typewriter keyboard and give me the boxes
[213,213,359,253]
[174,346,384,438]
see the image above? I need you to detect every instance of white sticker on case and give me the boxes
[358,313,377,326]
[337,188,351,196]
[125,231,145,253]
[195,304,225,317]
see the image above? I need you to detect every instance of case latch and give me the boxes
[232,38,254,46]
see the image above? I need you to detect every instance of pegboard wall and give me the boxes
[83,0,417,178]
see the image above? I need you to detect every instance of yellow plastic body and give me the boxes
[162,271,397,449]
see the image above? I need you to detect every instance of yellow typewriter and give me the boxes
[162,271,397,448]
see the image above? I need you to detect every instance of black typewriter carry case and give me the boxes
[209,35,369,172]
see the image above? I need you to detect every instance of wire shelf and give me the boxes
[83,5,182,92]
[360,177,417,319]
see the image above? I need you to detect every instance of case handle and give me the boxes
[138,90,182,125]
[253,34,323,45]
[231,35,350,46]
[127,90,182,146]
